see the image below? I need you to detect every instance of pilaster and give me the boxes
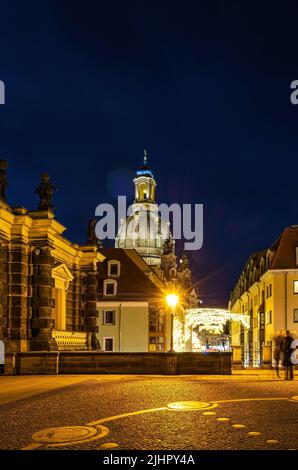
[7,241,31,351]
[30,245,57,351]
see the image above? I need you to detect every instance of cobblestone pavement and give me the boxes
[0,375,298,450]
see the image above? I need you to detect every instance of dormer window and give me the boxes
[108,260,120,277]
[103,279,117,296]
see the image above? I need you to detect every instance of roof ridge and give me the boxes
[270,227,289,268]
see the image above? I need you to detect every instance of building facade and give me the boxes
[97,248,167,352]
[229,226,298,366]
[0,165,105,353]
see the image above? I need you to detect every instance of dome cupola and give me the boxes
[115,151,170,266]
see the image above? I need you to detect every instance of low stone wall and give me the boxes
[177,352,231,375]
[5,351,232,375]
[59,352,178,375]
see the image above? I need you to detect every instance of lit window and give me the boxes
[294,281,298,294]
[149,337,156,352]
[104,337,114,351]
[294,309,298,323]
[266,284,272,298]
[103,279,117,296]
[103,310,115,325]
[266,311,272,324]
[108,260,120,277]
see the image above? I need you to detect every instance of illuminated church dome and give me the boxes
[115,151,170,266]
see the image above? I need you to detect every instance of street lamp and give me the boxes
[166,293,179,353]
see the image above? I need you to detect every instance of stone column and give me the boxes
[232,345,243,369]
[83,269,98,350]
[8,242,31,352]
[30,245,57,351]
[0,241,8,347]
[248,310,253,366]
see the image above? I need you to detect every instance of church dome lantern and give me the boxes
[134,150,156,204]
[115,150,170,266]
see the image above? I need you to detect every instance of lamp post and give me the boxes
[166,293,179,353]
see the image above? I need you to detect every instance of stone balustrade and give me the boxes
[52,329,87,351]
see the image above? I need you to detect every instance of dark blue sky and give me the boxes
[1,0,298,306]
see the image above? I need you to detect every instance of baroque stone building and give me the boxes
[0,163,104,353]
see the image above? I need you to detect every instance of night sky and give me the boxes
[1,1,298,306]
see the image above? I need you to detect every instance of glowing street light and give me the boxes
[166,293,179,352]
[166,294,179,309]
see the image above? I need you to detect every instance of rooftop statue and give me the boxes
[163,234,175,255]
[0,160,8,202]
[35,173,57,212]
[87,218,103,249]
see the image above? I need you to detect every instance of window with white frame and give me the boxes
[294,281,298,294]
[103,279,117,296]
[103,310,115,325]
[108,260,120,277]
[104,337,114,352]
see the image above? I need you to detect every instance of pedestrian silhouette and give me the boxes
[273,330,284,378]
[283,330,294,380]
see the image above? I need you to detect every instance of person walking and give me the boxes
[283,330,294,381]
[273,331,284,378]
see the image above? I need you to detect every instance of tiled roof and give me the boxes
[270,227,298,269]
[97,247,165,301]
